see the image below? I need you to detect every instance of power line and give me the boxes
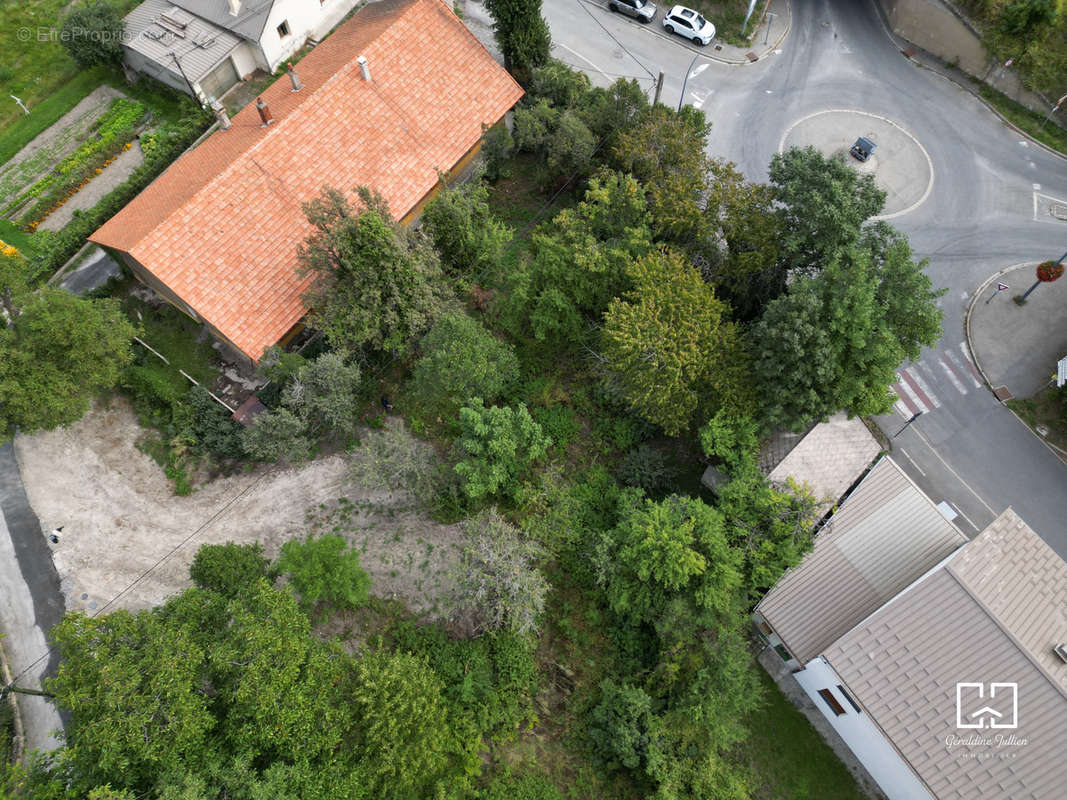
[571,0,656,81]
[2,470,272,695]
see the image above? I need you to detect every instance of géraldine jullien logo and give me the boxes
[956,682,1018,729]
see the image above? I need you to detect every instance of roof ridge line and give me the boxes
[944,552,1067,703]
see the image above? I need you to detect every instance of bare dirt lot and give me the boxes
[14,397,464,617]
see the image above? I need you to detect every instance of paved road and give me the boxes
[0,442,64,754]
[541,0,1067,553]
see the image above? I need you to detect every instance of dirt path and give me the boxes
[14,398,463,617]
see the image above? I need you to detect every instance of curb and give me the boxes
[866,0,1067,162]
[964,263,1067,465]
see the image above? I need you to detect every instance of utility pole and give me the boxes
[653,71,664,106]
[1039,93,1066,132]
[763,12,777,45]
[0,684,55,700]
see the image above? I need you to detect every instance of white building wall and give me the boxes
[794,658,935,800]
[230,42,258,80]
[258,0,363,72]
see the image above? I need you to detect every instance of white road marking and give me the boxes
[938,355,967,395]
[898,448,926,476]
[1019,140,1029,147]
[910,426,998,516]
[1033,183,1041,190]
[946,348,981,388]
[959,342,984,384]
[894,373,927,413]
[909,364,943,408]
[893,399,911,417]
[556,43,610,82]
[954,507,981,533]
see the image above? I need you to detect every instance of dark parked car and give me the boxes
[609,0,657,22]
[850,137,876,162]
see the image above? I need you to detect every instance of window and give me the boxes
[773,644,792,662]
[837,685,863,714]
[817,688,847,716]
[277,20,290,38]
[757,621,773,637]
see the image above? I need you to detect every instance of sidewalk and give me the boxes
[966,263,1067,401]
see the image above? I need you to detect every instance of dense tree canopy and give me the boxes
[60,0,125,68]
[0,287,139,439]
[483,0,552,84]
[601,248,753,435]
[298,186,447,356]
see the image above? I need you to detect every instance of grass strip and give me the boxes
[973,81,1067,156]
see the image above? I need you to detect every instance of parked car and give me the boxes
[609,0,657,22]
[662,5,716,45]
[849,137,876,162]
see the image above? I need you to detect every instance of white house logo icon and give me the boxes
[956,682,1018,729]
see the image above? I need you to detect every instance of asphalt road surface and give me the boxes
[542,0,1067,553]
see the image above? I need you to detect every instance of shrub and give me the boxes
[184,386,245,459]
[528,405,579,450]
[412,313,519,413]
[452,509,548,635]
[615,444,678,495]
[60,1,125,68]
[281,351,362,439]
[453,399,551,500]
[276,534,371,618]
[588,679,662,774]
[481,122,515,181]
[527,60,591,108]
[240,407,309,462]
[189,542,270,598]
[421,178,512,280]
[481,772,562,800]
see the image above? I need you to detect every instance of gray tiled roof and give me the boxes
[825,509,1067,800]
[756,456,968,663]
[171,0,276,41]
[125,0,241,82]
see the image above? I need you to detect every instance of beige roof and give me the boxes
[825,509,1067,800]
[766,412,881,507]
[756,456,969,663]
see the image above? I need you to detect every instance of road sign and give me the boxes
[997,283,1009,292]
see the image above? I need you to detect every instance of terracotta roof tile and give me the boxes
[91,0,523,360]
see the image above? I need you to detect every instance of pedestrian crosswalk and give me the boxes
[892,342,983,417]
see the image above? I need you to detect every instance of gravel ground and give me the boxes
[14,398,464,617]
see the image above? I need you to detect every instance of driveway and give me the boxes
[0,442,64,756]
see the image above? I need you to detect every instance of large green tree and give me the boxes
[601,248,753,436]
[768,146,886,275]
[0,288,138,438]
[506,170,652,345]
[483,0,552,84]
[298,186,447,355]
[60,0,125,68]
[420,177,512,280]
[750,223,943,430]
[612,105,712,243]
[453,399,551,500]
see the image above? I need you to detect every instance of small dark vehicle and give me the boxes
[849,137,876,162]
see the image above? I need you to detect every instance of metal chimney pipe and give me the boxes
[227,0,242,16]
[356,55,371,82]
[210,98,231,130]
[287,64,303,92]
[256,97,274,127]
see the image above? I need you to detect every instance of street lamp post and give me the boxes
[1015,250,1067,304]
[1039,93,1067,132]
[678,55,709,113]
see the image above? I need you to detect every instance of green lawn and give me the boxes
[0,1,141,134]
[732,668,870,800]
[974,81,1067,156]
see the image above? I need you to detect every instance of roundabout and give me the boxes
[778,109,934,220]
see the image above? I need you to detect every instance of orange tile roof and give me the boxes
[91,0,523,361]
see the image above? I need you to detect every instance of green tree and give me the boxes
[411,312,519,413]
[298,186,447,355]
[596,494,742,626]
[0,289,138,439]
[483,0,552,84]
[240,406,309,462]
[189,542,271,598]
[348,651,454,798]
[512,101,596,187]
[699,159,784,322]
[281,351,362,439]
[451,509,548,634]
[601,248,753,436]
[999,0,1057,35]
[578,78,650,152]
[60,0,125,68]
[506,170,652,345]
[768,146,886,275]
[276,534,372,617]
[612,104,712,243]
[588,680,663,774]
[527,59,591,108]
[453,399,551,500]
[421,177,512,279]
[750,224,943,430]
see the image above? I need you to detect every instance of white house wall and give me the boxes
[230,42,258,80]
[259,0,364,71]
[794,658,934,800]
